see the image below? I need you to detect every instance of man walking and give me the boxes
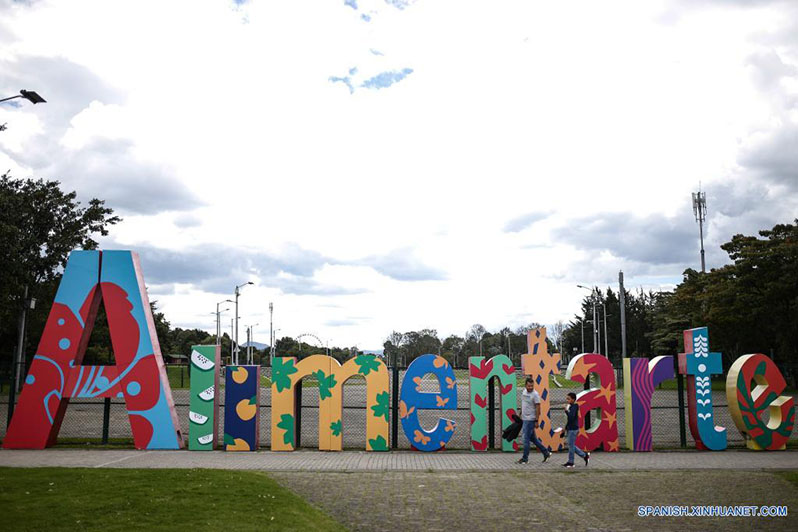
[517,376,551,464]
[563,392,590,468]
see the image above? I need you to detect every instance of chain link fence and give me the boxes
[1,363,796,449]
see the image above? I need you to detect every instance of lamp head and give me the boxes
[20,90,46,104]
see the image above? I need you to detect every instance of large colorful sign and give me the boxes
[3,250,183,450]
[400,354,457,451]
[565,353,620,452]
[271,354,389,451]
[522,328,564,452]
[469,354,517,452]
[726,354,795,451]
[188,345,220,450]
[623,356,674,451]
[224,365,260,451]
[3,250,795,453]
[678,327,727,451]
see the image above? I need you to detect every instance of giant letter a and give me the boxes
[3,250,183,449]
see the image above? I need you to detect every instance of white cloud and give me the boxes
[1,0,797,348]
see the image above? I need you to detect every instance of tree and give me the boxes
[557,219,797,376]
[1,173,120,375]
[441,334,464,367]
[0,173,120,304]
[383,330,405,366]
[402,329,441,364]
[466,323,487,356]
[651,220,798,366]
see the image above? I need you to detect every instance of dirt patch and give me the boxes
[271,470,798,531]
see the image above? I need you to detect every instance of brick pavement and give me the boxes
[1,448,796,471]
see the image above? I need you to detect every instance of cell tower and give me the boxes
[692,188,707,273]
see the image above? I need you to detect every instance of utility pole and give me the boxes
[8,286,35,423]
[578,284,596,353]
[215,299,232,346]
[602,301,608,359]
[619,271,627,359]
[692,189,707,273]
[235,287,240,365]
[592,289,598,353]
[13,286,31,393]
[581,319,585,354]
[246,327,251,364]
[234,281,253,365]
[269,302,274,366]
[230,318,234,365]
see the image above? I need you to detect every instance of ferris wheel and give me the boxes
[295,333,328,356]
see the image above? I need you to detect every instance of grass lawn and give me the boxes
[0,467,344,532]
[165,365,191,389]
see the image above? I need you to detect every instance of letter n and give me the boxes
[271,354,389,451]
[469,355,517,451]
[2,250,184,449]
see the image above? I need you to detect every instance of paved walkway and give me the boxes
[1,449,796,471]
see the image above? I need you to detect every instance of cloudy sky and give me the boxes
[1,0,796,350]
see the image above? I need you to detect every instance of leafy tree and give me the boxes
[403,329,441,363]
[0,173,120,297]
[651,220,798,366]
[441,334,464,367]
[1,173,120,375]
[558,219,798,380]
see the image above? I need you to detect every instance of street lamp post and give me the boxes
[269,302,274,366]
[230,318,234,365]
[580,319,585,353]
[7,287,35,423]
[577,285,599,353]
[234,282,254,365]
[246,326,251,364]
[215,299,233,346]
[619,271,627,359]
[245,323,259,364]
[603,303,609,360]
[272,329,281,362]
[0,90,46,105]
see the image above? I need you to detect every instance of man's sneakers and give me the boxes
[584,452,590,466]
[562,463,575,468]
[516,458,528,464]
[542,451,551,463]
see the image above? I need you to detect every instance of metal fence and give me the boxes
[1,364,796,449]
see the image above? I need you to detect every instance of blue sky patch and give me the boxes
[329,75,355,94]
[361,68,413,90]
[384,0,412,9]
[344,0,358,10]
